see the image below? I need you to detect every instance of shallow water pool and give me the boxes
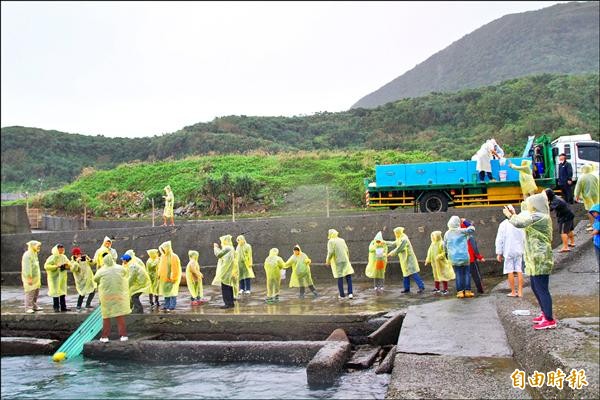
[1,356,389,399]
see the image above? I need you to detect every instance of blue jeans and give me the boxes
[453,265,471,292]
[164,296,177,310]
[530,275,553,320]
[337,275,353,297]
[403,273,425,291]
[240,278,252,292]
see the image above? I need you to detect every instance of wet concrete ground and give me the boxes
[1,275,507,316]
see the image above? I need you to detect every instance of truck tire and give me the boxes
[419,192,448,213]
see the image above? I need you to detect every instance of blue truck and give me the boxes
[364,135,599,212]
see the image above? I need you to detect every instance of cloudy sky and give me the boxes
[1,1,562,137]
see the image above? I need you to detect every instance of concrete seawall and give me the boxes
[2,208,575,277]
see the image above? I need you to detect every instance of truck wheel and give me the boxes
[419,192,448,213]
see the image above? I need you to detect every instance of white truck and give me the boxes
[551,134,599,180]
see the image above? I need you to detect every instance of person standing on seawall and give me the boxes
[163,185,175,226]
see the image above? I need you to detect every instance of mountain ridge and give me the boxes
[352,1,599,108]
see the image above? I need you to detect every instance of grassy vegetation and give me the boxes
[28,150,436,217]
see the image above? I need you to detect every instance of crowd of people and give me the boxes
[19,163,599,340]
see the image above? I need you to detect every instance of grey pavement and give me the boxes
[397,296,512,358]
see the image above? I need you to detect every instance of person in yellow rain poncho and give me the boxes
[213,235,238,309]
[366,232,388,292]
[70,247,96,312]
[93,253,130,342]
[157,241,181,312]
[44,244,71,312]
[504,192,557,330]
[186,250,205,306]
[264,248,285,304]
[21,240,42,313]
[162,185,175,226]
[574,164,600,231]
[326,229,355,299]
[509,159,538,198]
[123,250,151,314]
[236,235,254,295]
[424,231,455,296]
[146,249,161,310]
[284,245,318,299]
[389,227,426,294]
[92,236,118,272]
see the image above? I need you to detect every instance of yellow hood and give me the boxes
[430,231,442,242]
[147,249,159,259]
[159,241,173,255]
[328,229,339,239]
[188,250,199,260]
[220,235,233,247]
[27,240,41,252]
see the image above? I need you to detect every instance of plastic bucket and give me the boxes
[499,170,508,181]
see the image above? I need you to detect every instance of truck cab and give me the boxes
[551,134,599,180]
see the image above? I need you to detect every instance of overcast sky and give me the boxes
[1,1,563,138]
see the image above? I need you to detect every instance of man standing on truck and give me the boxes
[557,153,574,204]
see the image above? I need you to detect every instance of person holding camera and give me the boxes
[70,247,97,312]
[44,244,71,312]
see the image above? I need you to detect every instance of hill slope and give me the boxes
[2,73,599,192]
[352,1,599,108]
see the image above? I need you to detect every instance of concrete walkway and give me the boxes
[389,297,526,399]
[397,297,512,358]
[387,221,599,399]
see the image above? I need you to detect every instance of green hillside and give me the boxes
[353,1,599,108]
[2,73,599,193]
[33,150,435,217]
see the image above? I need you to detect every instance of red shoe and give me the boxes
[533,318,557,330]
[532,312,545,323]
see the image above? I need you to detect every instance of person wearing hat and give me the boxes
[21,240,43,313]
[123,251,151,314]
[163,185,175,226]
[70,247,96,312]
[44,244,71,312]
[92,236,118,272]
[460,219,485,295]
